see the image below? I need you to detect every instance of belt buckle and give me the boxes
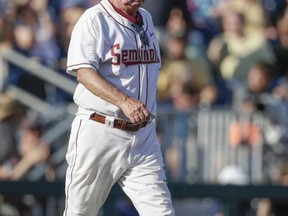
[105,116,115,128]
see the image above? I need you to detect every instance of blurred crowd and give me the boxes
[1,0,288,215]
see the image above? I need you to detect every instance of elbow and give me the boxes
[76,69,86,84]
[77,73,83,84]
[76,68,97,84]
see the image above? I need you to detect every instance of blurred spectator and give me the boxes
[0,93,26,172]
[0,0,79,103]
[198,84,220,110]
[0,111,52,181]
[222,0,267,34]
[29,0,61,68]
[143,0,191,55]
[166,7,189,38]
[52,4,85,103]
[185,0,223,46]
[261,77,288,149]
[157,7,212,107]
[56,4,85,72]
[170,82,199,112]
[229,62,275,147]
[157,8,215,182]
[207,8,275,91]
[230,62,288,182]
[272,7,288,77]
[5,20,48,99]
[271,77,288,130]
[3,2,52,100]
[10,0,60,67]
[11,114,51,180]
[186,0,221,27]
[232,61,275,114]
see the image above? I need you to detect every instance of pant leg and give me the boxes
[63,116,131,216]
[118,124,175,216]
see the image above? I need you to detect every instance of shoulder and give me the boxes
[139,7,153,21]
[80,3,109,22]
[139,7,150,14]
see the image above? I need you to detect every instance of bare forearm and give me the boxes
[77,68,127,107]
[77,68,150,124]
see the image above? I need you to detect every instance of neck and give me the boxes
[109,0,139,17]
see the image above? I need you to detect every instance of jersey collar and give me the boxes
[108,0,143,25]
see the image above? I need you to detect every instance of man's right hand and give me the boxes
[119,96,151,125]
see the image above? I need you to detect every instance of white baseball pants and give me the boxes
[63,115,175,216]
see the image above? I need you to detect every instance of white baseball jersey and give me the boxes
[66,0,161,120]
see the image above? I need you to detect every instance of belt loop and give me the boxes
[120,121,126,130]
[105,116,115,128]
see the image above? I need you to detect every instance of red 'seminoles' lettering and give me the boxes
[111,43,159,66]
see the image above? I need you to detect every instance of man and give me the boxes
[63,0,175,215]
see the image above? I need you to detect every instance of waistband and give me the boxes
[89,112,149,132]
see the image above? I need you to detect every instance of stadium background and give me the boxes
[1,0,288,215]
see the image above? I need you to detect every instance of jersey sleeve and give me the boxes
[66,11,99,76]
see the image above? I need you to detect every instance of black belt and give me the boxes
[89,113,148,132]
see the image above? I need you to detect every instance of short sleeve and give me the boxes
[66,11,99,76]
